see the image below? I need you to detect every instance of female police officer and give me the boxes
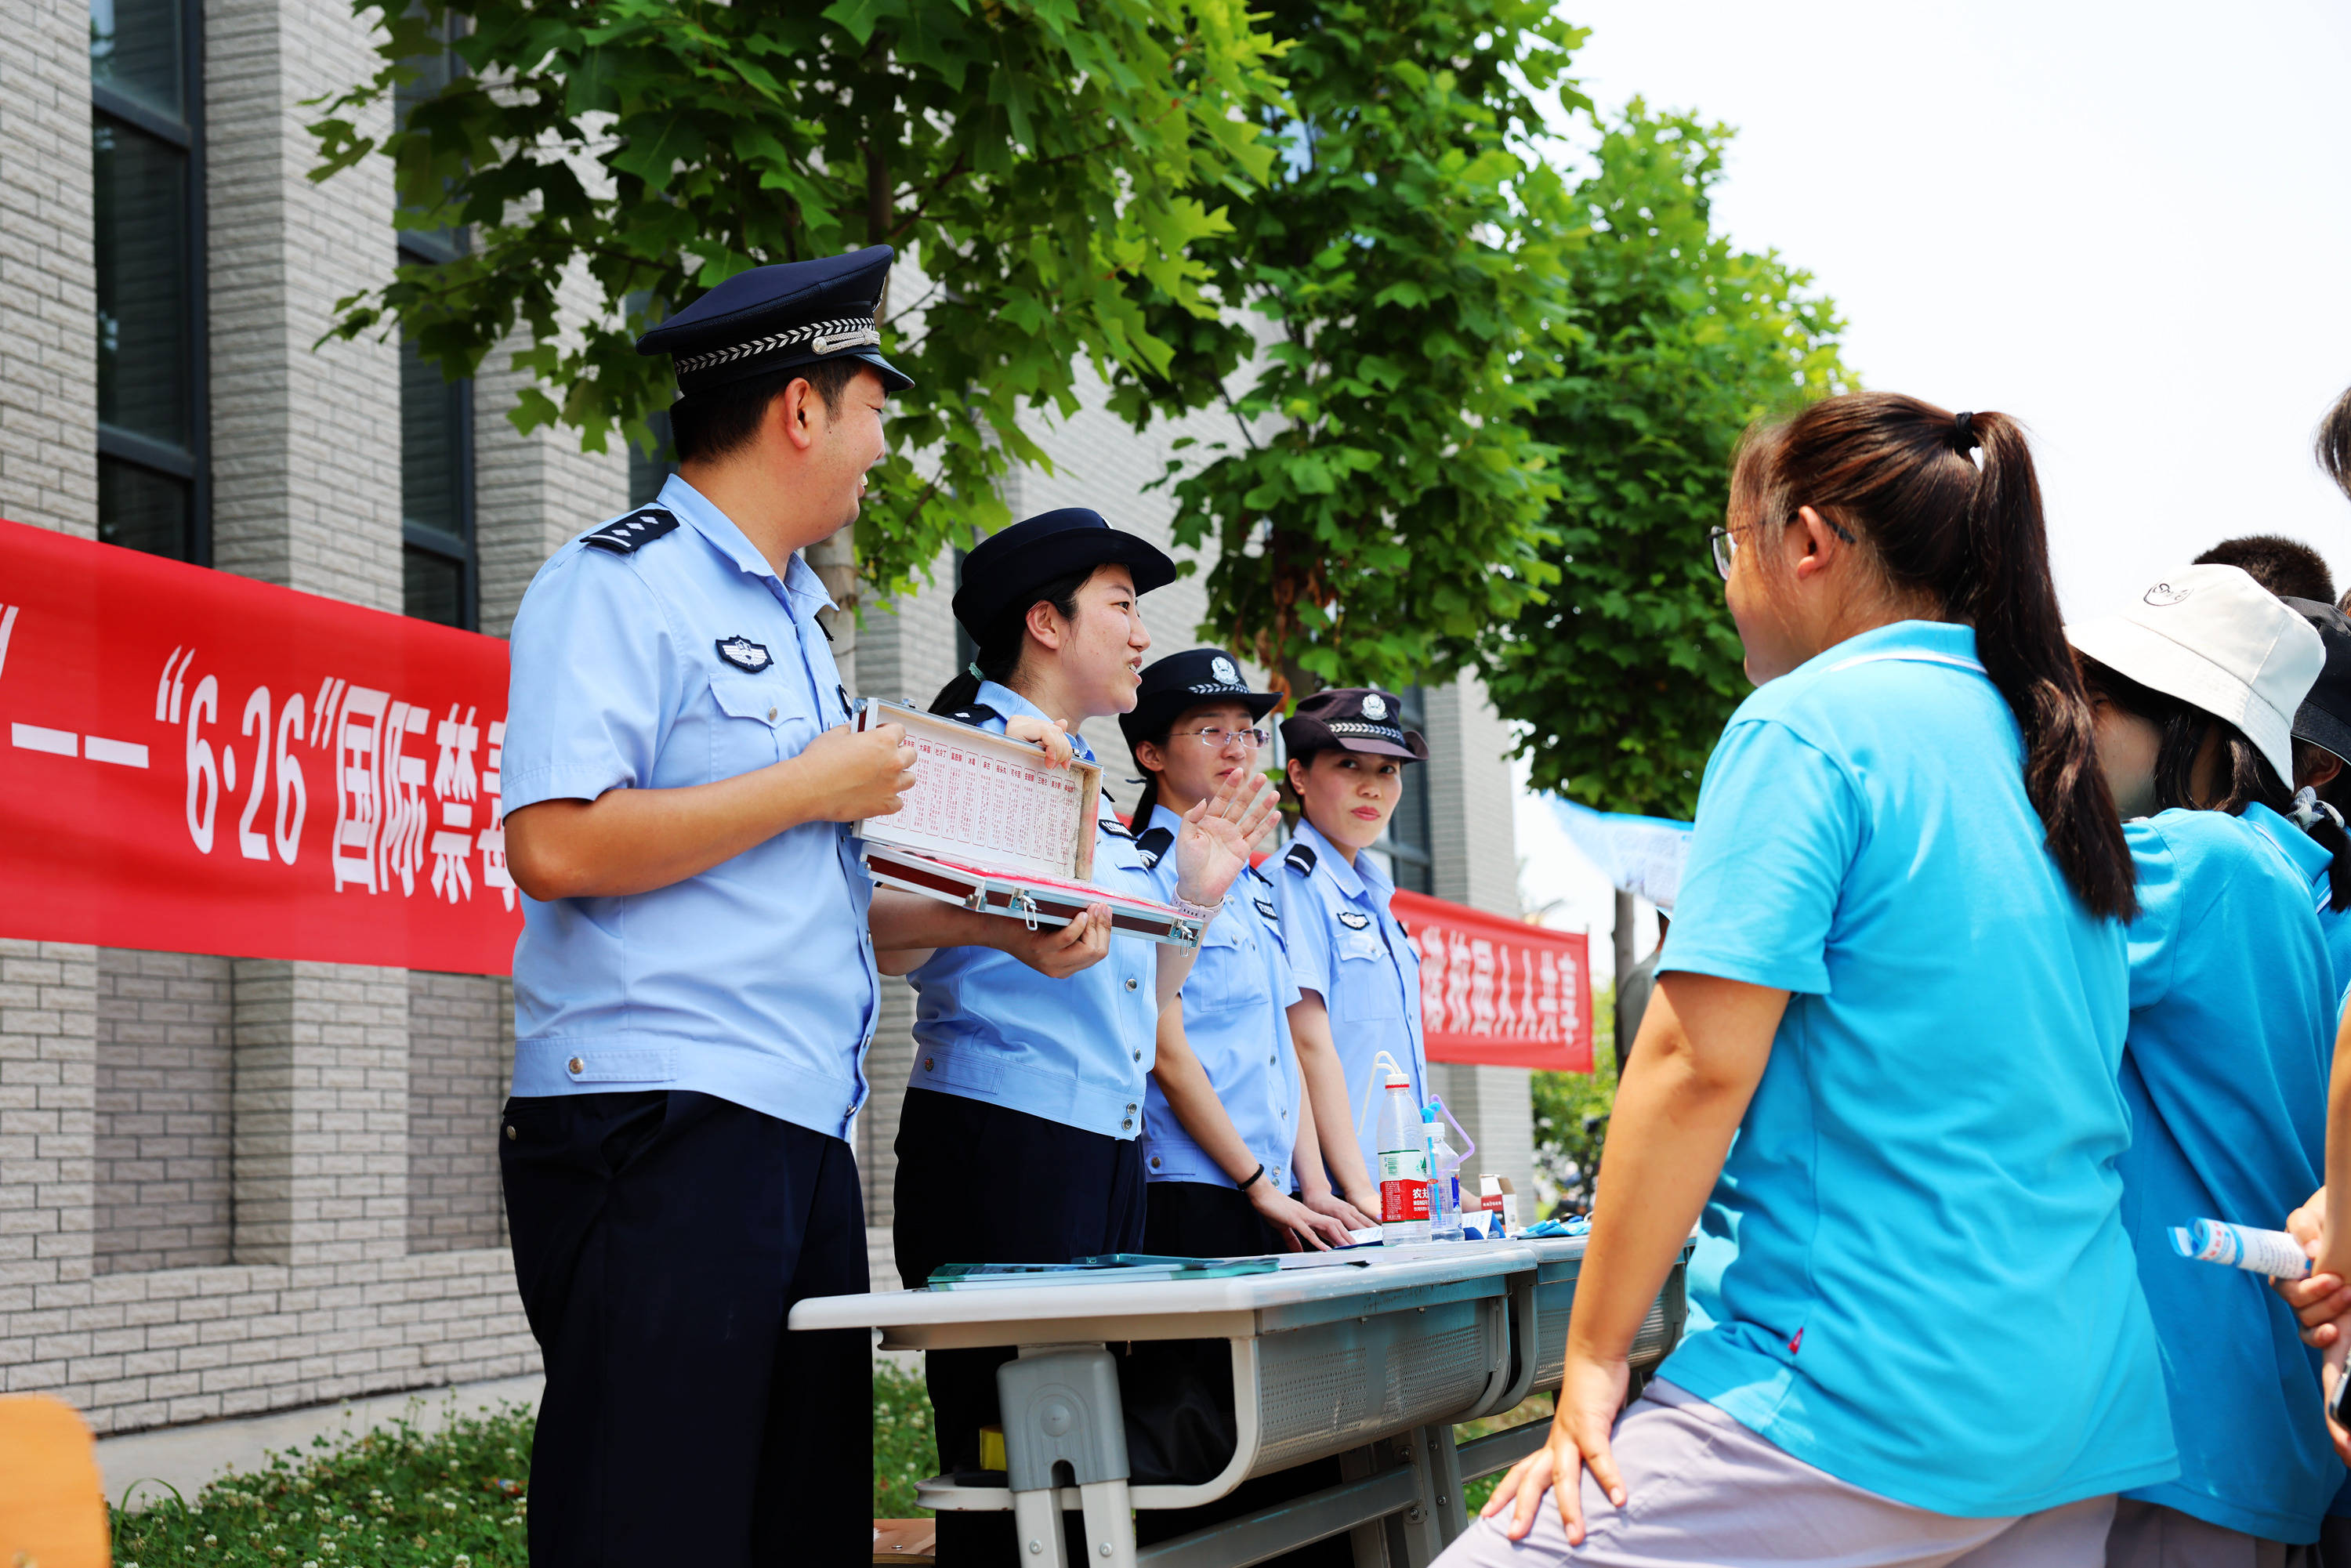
[1119,649,1374,1255]
[885,509,1278,1564]
[1274,688,1432,1208]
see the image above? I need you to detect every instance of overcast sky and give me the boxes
[1515,0,2351,978]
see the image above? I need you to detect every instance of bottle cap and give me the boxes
[1421,1105,1436,1122]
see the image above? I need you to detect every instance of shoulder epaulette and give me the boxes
[942,703,1002,727]
[1283,841,1317,877]
[582,506,681,555]
[1135,825,1174,869]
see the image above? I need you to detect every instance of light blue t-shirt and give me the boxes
[904,682,1164,1139]
[2114,804,2335,1541]
[1273,818,1425,1194]
[1656,619,2176,1517]
[1137,805,1305,1191]
[502,476,878,1140]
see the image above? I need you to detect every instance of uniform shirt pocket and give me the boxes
[708,675,812,780]
[1331,936,1404,1023]
[1183,922,1255,1014]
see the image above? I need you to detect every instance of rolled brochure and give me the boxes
[2169,1217,2311,1280]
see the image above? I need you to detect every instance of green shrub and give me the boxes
[112,1363,944,1563]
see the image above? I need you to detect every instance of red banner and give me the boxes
[0,518,521,974]
[1394,889,1593,1073]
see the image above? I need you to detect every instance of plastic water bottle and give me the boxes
[1373,1058,1431,1244]
[1424,1106,1462,1241]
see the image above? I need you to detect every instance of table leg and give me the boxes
[1079,1477,1138,1566]
[1012,1486,1063,1561]
[1394,1427,1449,1567]
[1424,1420,1469,1547]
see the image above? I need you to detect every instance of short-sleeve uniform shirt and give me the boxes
[500,476,878,1140]
[1273,818,1425,1192]
[1137,804,1304,1191]
[2114,804,2335,1542]
[1656,619,2175,1517]
[905,681,1164,1139]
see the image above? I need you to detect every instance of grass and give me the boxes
[110,1365,942,1565]
[110,1396,536,1568]
[111,1361,1539,1559]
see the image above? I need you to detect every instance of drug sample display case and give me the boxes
[851,699,1204,947]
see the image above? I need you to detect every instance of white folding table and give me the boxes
[791,1237,1692,1567]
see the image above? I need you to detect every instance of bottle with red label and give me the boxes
[1372,1053,1431,1244]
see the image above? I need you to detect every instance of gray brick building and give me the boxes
[0,0,1532,1439]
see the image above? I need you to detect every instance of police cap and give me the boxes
[636,244,912,396]
[952,508,1177,642]
[1281,686,1428,762]
[1118,649,1283,752]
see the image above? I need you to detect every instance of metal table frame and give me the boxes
[792,1237,1691,1567]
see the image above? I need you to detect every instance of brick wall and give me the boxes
[406,972,508,1255]
[0,0,99,537]
[93,951,235,1274]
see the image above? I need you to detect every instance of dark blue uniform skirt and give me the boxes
[500,1089,870,1568]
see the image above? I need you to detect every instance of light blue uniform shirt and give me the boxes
[2115,804,2335,1541]
[1273,818,1425,1193]
[1137,804,1304,1191]
[1656,619,2176,1518]
[904,682,1163,1139]
[501,476,878,1141]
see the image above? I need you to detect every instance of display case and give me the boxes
[852,699,1204,947]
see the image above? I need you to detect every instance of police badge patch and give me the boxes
[1212,655,1240,686]
[1337,909,1371,930]
[1254,896,1279,923]
[715,637,773,673]
[1360,693,1389,721]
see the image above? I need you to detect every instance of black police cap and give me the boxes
[2285,596,2351,767]
[1118,649,1283,753]
[636,244,912,396]
[951,508,1177,642]
[1281,686,1428,762]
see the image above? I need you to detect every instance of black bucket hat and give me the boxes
[1118,649,1283,754]
[1281,686,1428,762]
[2285,596,2351,766]
[951,508,1178,643]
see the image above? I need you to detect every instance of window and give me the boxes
[624,291,677,507]
[1373,684,1435,895]
[951,547,978,675]
[91,0,206,562]
[396,15,475,628]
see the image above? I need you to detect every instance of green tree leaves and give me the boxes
[1479,103,1853,817]
[309,0,1284,599]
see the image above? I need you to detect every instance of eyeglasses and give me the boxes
[1170,726,1270,751]
[1707,516,1860,581]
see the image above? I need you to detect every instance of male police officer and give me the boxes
[498,247,1107,1567]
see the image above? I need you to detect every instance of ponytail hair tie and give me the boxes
[1951,411,1979,454]
[2291,784,2345,835]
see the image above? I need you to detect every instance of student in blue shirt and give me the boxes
[1272,687,1430,1215]
[1118,649,1373,1256]
[1455,394,2175,1568]
[2067,564,2339,1560]
[885,510,1278,1567]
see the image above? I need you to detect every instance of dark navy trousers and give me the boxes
[893,1088,1147,1566]
[500,1089,871,1568]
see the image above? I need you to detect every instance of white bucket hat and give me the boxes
[2067,563,2324,782]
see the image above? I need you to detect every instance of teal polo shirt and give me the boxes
[2116,804,2336,1541]
[1657,619,2177,1517]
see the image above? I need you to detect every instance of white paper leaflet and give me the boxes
[1549,796,1693,912]
[2169,1217,2311,1280]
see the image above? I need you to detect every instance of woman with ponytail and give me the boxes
[2063,565,2338,1559]
[1450,394,2176,1566]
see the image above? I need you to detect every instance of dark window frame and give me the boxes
[92,0,208,564]
[395,14,477,630]
[1378,683,1436,895]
